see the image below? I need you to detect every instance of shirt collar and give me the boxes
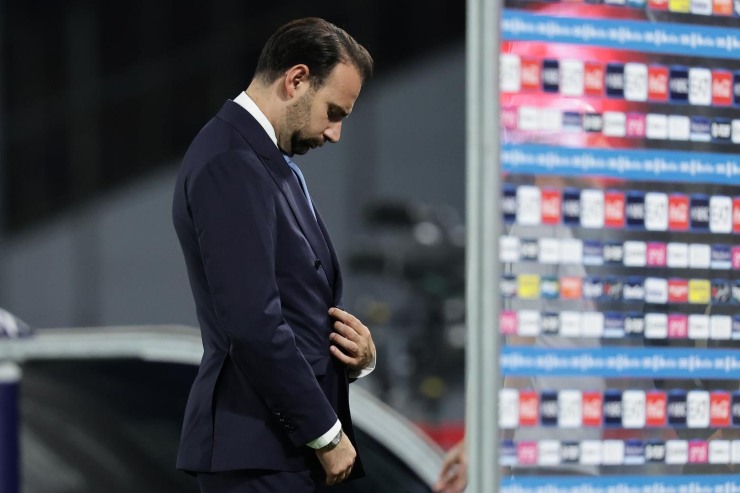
[233,91,278,148]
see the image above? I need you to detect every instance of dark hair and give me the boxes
[254,18,373,88]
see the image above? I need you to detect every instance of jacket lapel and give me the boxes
[216,100,335,291]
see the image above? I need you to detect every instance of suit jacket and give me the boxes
[172,100,363,477]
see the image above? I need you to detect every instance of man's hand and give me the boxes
[328,307,375,371]
[433,439,467,493]
[315,431,356,485]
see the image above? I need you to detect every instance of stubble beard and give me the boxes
[285,92,322,156]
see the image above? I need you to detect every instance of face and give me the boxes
[281,62,362,156]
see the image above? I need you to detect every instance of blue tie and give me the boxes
[283,154,316,220]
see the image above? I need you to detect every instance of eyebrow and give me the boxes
[329,103,350,118]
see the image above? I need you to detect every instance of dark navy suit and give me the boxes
[172,100,362,482]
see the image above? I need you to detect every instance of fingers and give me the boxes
[328,307,369,335]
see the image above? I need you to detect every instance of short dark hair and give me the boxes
[254,18,373,88]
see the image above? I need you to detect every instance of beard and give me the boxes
[284,92,323,155]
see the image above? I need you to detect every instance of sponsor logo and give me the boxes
[690,116,712,142]
[711,119,732,142]
[560,442,580,464]
[665,440,688,464]
[668,194,689,230]
[667,242,689,268]
[518,310,541,337]
[646,113,668,140]
[708,440,731,465]
[646,242,667,267]
[542,59,560,93]
[645,442,666,463]
[733,281,740,304]
[649,0,669,8]
[584,61,604,96]
[604,190,625,228]
[560,239,583,265]
[712,0,733,15]
[558,390,583,428]
[582,391,603,426]
[583,113,603,133]
[499,236,520,263]
[690,194,710,230]
[540,391,559,426]
[583,277,604,301]
[499,310,518,335]
[538,440,561,466]
[689,67,712,106]
[603,277,624,301]
[646,391,667,427]
[500,54,521,93]
[541,312,560,335]
[520,58,541,91]
[624,241,647,267]
[580,189,605,228]
[500,440,517,467]
[603,243,624,264]
[687,390,710,428]
[667,314,689,339]
[562,111,582,131]
[710,391,731,427]
[516,185,541,226]
[560,59,585,97]
[580,441,602,466]
[731,392,740,426]
[668,279,689,303]
[688,440,708,464]
[669,0,691,11]
[603,390,623,426]
[602,440,625,465]
[540,276,560,300]
[562,188,581,226]
[623,277,646,301]
[582,312,604,338]
[711,279,731,304]
[667,390,688,426]
[519,390,539,426]
[669,66,690,102]
[734,72,740,106]
[560,277,583,300]
[624,63,648,101]
[688,314,710,339]
[668,115,690,141]
[711,315,732,340]
[517,441,538,466]
[604,312,625,338]
[500,275,518,298]
[624,313,645,336]
[625,112,647,138]
[625,191,645,228]
[518,106,539,131]
[502,185,517,223]
[559,311,582,338]
[689,279,711,304]
[603,111,626,137]
[711,244,732,270]
[623,390,647,428]
[624,439,645,465]
[648,65,669,101]
[645,313,668,339]
[645,278,669,305]
[712,70,733,105]
[733,197,740,232]
[540,189,561,225]
[734,316,740,340]
[538,238,560,264]
[519,239,540,262]
[583,240,604,266]
[606,63,625,98]
[499,388,520,428]
[689,244,711,269]
[501,107,518,130]
[710,195,732,233]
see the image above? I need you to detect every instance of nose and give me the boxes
[323,121,342,143]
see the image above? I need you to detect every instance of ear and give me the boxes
[284,64,310,99]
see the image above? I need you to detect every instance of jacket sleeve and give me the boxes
[187,150,337,447]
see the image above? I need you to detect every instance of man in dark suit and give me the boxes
[172,18,376,492]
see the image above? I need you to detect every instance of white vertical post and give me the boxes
[465,0,502,491]
[0,362,21,493]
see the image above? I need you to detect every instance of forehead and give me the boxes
[313,62,362,112]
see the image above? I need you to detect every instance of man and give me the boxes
[172,18,376,492]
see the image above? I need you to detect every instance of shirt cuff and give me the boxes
[348,351,376,379]
[306,420,341,449]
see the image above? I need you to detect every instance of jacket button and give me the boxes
[314,259,322,270]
